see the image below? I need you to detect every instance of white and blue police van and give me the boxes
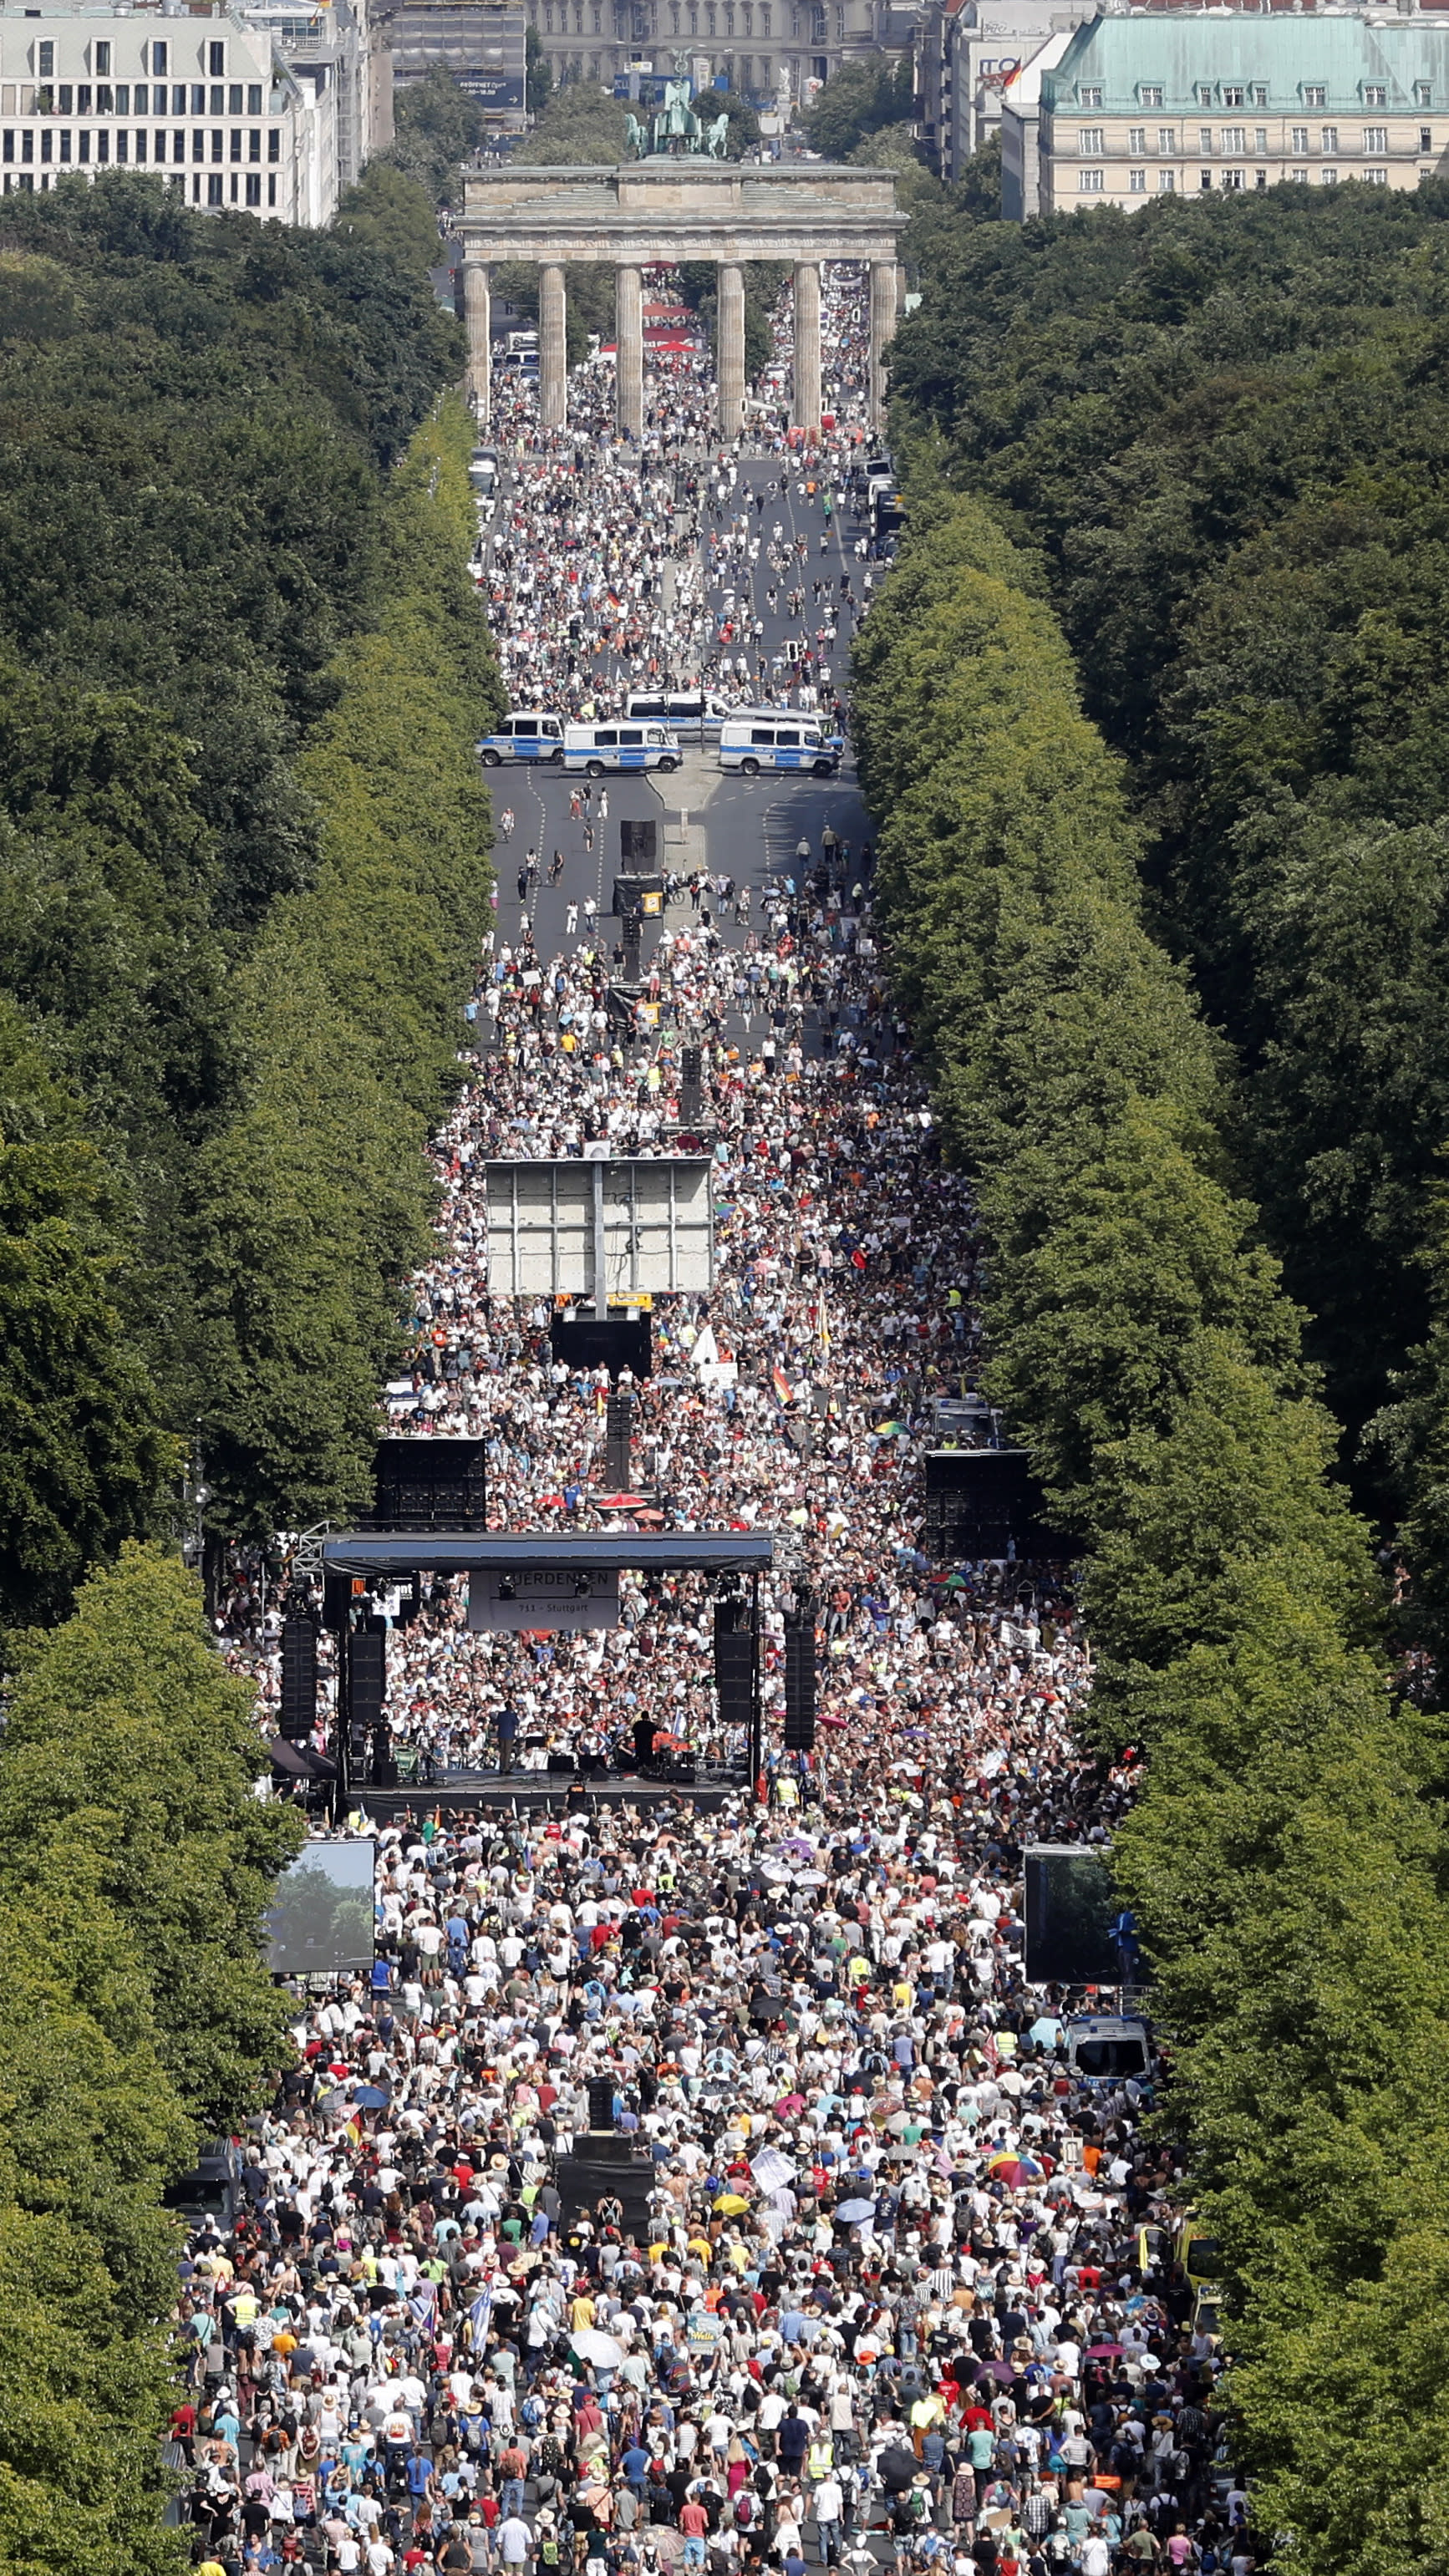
[718,713,841,777]
[623,688,730,741]
[562,721,681,776]
[476,711,565,766]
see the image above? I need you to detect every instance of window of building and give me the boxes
[76,83,91,111]
[94,38,111,74]
[1129,165,1146,190]
[1291,123,1308,151]
[1304,84,1325,108]
[1198,124,1212,153]
[246,169,261,202]
[1255,124,1267,151]
[761,5,771,29]
[759,49,770,79]
[58,128,70,159]
[150,38,167,73]
[1252,83,1267,106]
[267,170,277,203]
[1366,165,1388,181]
[268,126,280,159]
[230,126,242,159]
[1254,166,1266,186]
[1364,125,1387,152]
[1222,124,1244,151]
[1416,81,1432,109]
[190,83,204,113]
[57,83,73,112]
[248,126,260,159]
[97,84,113,111]
[1364,83,1385,106]
[172,85,186,113]
[1321,124,1337,152]
[37,39,53,76]
[1079,84,1101,107]
[1158,125,1176,153]
[40,127,52,158]
[1222,165,1243,187]
[1079,165,1103,189]
[1129,123,1145,150]
[209,41,226,75]
[1223,84,1243,106]
[115,85,129,111]
[1079,125,1102,153]
[133,128,145,159]
[1141,83,1162,107]
[226,83,242,113]
[22,130,33,160]
[1321,165,1338,181]
[1200,165,1212,187]
[207,169,222,200]
[1422,125,1434,152]
[1196,83,1213,106]
[1,131,9,160]
[1289,163,1307,180]
[209,83,223,111]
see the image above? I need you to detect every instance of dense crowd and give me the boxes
[187,264,1240,2576]
[475,267,881,725]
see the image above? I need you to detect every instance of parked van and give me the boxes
[718,713,841,777]
[469,445,498,500]
[624,688,729,741]
[476,711,565,766]
[1064,2013,1152,2086]
[563,721,681,777]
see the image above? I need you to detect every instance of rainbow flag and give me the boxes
[770,1367,795,1406]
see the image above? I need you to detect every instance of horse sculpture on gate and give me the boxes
[626,70,730,158]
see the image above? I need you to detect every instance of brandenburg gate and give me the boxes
[455,160,906,440]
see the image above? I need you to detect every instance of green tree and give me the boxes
[0,1055,172,1631]
[804,53,912,160]
[385,64,487,206]
[526,24,554,117]
[0,1544,304,2131]
[334,160,445,274]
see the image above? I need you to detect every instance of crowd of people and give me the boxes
[188,263,1243,2576]
[475,268,882,729]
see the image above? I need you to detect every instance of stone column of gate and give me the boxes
[539,262,567,430]
[717,261,746,439]
[869,257,897,432]
[616,261,644,441]
[463,261,491,425]
[792,257,821,435]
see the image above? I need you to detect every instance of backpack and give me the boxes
[735,2498,755,2529]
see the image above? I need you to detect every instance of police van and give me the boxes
[563,720,681,777]
[624,688,730,741]
[718,713,841,777]
[476,712,565,766]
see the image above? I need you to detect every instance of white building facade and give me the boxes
[0,0,348,218]
[1032,8,1449,216]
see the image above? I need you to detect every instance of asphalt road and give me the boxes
[486,457,876,984]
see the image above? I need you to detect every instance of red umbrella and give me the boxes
[594,1491,652,1508]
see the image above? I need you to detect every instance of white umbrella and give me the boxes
[570,2329,625,2369]
[836,2197,876,2223]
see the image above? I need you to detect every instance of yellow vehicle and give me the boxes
[1177,2218,1222,2286]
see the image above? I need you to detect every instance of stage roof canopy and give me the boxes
[322,1531,777,1579]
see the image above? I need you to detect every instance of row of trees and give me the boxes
[0,173,501,1606]
[0,1545,304,2573]
[887,185,1449,1588]
[852,490,1449,2576]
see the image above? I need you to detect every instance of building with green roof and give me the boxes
[1003,8,1449,213]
